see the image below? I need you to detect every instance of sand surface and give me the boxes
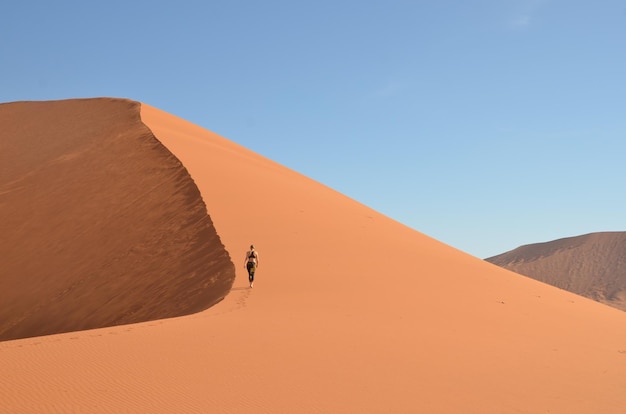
[1,99,626,413]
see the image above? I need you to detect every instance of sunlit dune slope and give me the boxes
[140,104,626,413]
[0,98,234,341]
[487,231,626,311]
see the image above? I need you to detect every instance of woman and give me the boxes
[244,244,259,288]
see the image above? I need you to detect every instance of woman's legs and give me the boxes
[247,262,255,287]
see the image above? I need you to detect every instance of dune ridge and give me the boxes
[0,99,625,413]
[486,231,626,311]
[0,98,234,341]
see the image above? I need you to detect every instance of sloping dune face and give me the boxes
[1,102,625,413]
[487,232,626,311]
[139,105,626,413]
[0,98,234,341]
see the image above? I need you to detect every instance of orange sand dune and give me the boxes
[487,232,626,312]
[1,99,626,413]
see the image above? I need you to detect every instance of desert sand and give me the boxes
[1,98,626,413]
[487,232,626,312]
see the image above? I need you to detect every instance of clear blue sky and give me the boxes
[2,1,625,258]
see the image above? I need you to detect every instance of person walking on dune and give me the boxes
[244,245,259,288]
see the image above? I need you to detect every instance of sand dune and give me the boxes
[486,232,626,312]
[1,98,626,413]
[0,98,234,341]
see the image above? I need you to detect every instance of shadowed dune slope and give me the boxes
[0,98,234,341]
[486,232,626,311]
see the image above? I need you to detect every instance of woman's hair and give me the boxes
[250,244,254,249]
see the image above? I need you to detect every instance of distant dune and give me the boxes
[1,98,626,413]
[0,98,234,341]
[486,232,626,311]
